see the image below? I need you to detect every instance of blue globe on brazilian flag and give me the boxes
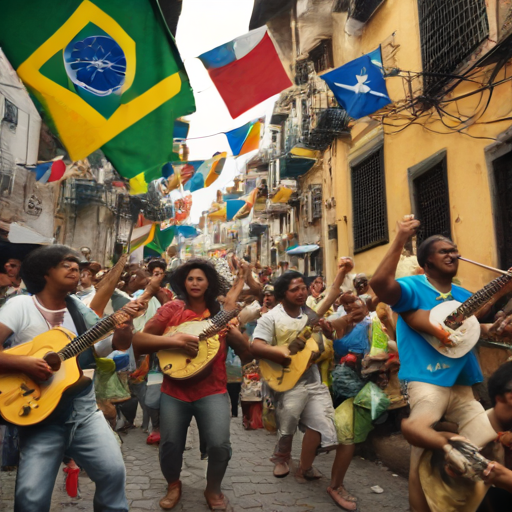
[0,0,195,179]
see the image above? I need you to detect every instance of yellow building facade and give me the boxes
[327,0,512,296]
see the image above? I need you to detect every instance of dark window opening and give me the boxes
[310,184,322,220]
[492,151,512,269]
[309,39,334,74]
[3,98,18,126]
[418,0,489,96]
[351,146,388,253]
[412,157,451,245]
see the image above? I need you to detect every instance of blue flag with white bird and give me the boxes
[320,47,391,119]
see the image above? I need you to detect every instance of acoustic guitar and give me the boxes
[0,307,131,426]
[158,305,242,379]
[405,272,512,358]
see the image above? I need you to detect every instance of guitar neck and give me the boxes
[58,309,131,361]
[445,274,512,329]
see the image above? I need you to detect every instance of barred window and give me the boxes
[3,98,18,126]
[412,156,451,245]
[309,39,334,74]
[492,151,512,269]
[351,146,388,253]
[310,184,322,220]
[418,0,489,96]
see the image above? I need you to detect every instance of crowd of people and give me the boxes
[1,218,512,511]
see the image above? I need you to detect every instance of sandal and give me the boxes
[204,492,233,512]
[327,486,357,511]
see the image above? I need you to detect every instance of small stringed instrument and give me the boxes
[404,269,512,358]
[0,307,132,426]
[259,307,321,392]
[158,305,242,380]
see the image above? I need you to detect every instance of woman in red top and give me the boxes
[133,259,249,512]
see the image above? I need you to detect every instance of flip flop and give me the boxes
[327,486,357,511]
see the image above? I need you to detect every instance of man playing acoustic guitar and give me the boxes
[251,266,360,511]
[0,245,139,512]
[370,219,501,512]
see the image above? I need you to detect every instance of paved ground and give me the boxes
[0,412,409,511]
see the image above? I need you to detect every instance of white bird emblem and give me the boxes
[334,67,390,99]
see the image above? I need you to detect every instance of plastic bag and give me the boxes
[226,347,242,383]
[353,382,391,421]
[242,401,263,430]
[331,364,365,402]
[262,395,277,432]
[334,398,355,444]
[353,403,374,443]
[370,317,388,357]
[94,358,131,402]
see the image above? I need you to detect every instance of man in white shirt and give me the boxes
[0,245,136,512]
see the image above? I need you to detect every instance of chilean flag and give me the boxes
[199,27,292,119]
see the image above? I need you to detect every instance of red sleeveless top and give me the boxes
[144,299,227,402]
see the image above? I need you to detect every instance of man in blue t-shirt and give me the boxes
[371,218,499,512]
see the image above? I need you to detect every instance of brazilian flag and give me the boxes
[0,0,195,179]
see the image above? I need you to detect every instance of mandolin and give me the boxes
[259,306,321,392]
[158,305,242,379]
[259,336,320,392]
[0,307,132,426]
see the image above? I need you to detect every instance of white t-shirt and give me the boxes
[253,303,308,347]
[0,295,114,357]
[0,295,77,347]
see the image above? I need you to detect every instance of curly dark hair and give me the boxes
[147,259,166,273]
[21,245,80,294]
[488,361,512,407]
[273,271,305,302]
[169,259,221,315]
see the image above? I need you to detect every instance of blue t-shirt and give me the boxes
[333,316,371,360]
[392,274,483,387]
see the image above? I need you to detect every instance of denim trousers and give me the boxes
[160,392,231,492]
[15,387,128,512]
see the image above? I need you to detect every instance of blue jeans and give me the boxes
[160,392,231,493]
[15,387,127,512]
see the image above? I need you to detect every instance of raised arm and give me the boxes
[370,218,420,306]
[315,259,352,317]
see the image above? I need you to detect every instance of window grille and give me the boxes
[3,98,18,126]
[492,151,512,269]
[310,184,322,220]
[412,157,451,245]
[351,146,388,253]
[309,39,334,74]
[295,59,313,86]
[418,0,489,96]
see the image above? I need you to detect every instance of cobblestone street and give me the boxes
[0,412,409,512]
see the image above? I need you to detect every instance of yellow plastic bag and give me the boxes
[334,398,355,444]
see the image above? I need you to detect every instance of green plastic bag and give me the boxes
[370,317,388,356]
[353,404,374,443]
[353,382,391,421]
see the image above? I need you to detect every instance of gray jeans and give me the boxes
[15,387,127,512]
[159,392,231,492]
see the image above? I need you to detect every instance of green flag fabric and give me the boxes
[0,0,195,179]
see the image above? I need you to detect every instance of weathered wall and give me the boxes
[0,167,57,238]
